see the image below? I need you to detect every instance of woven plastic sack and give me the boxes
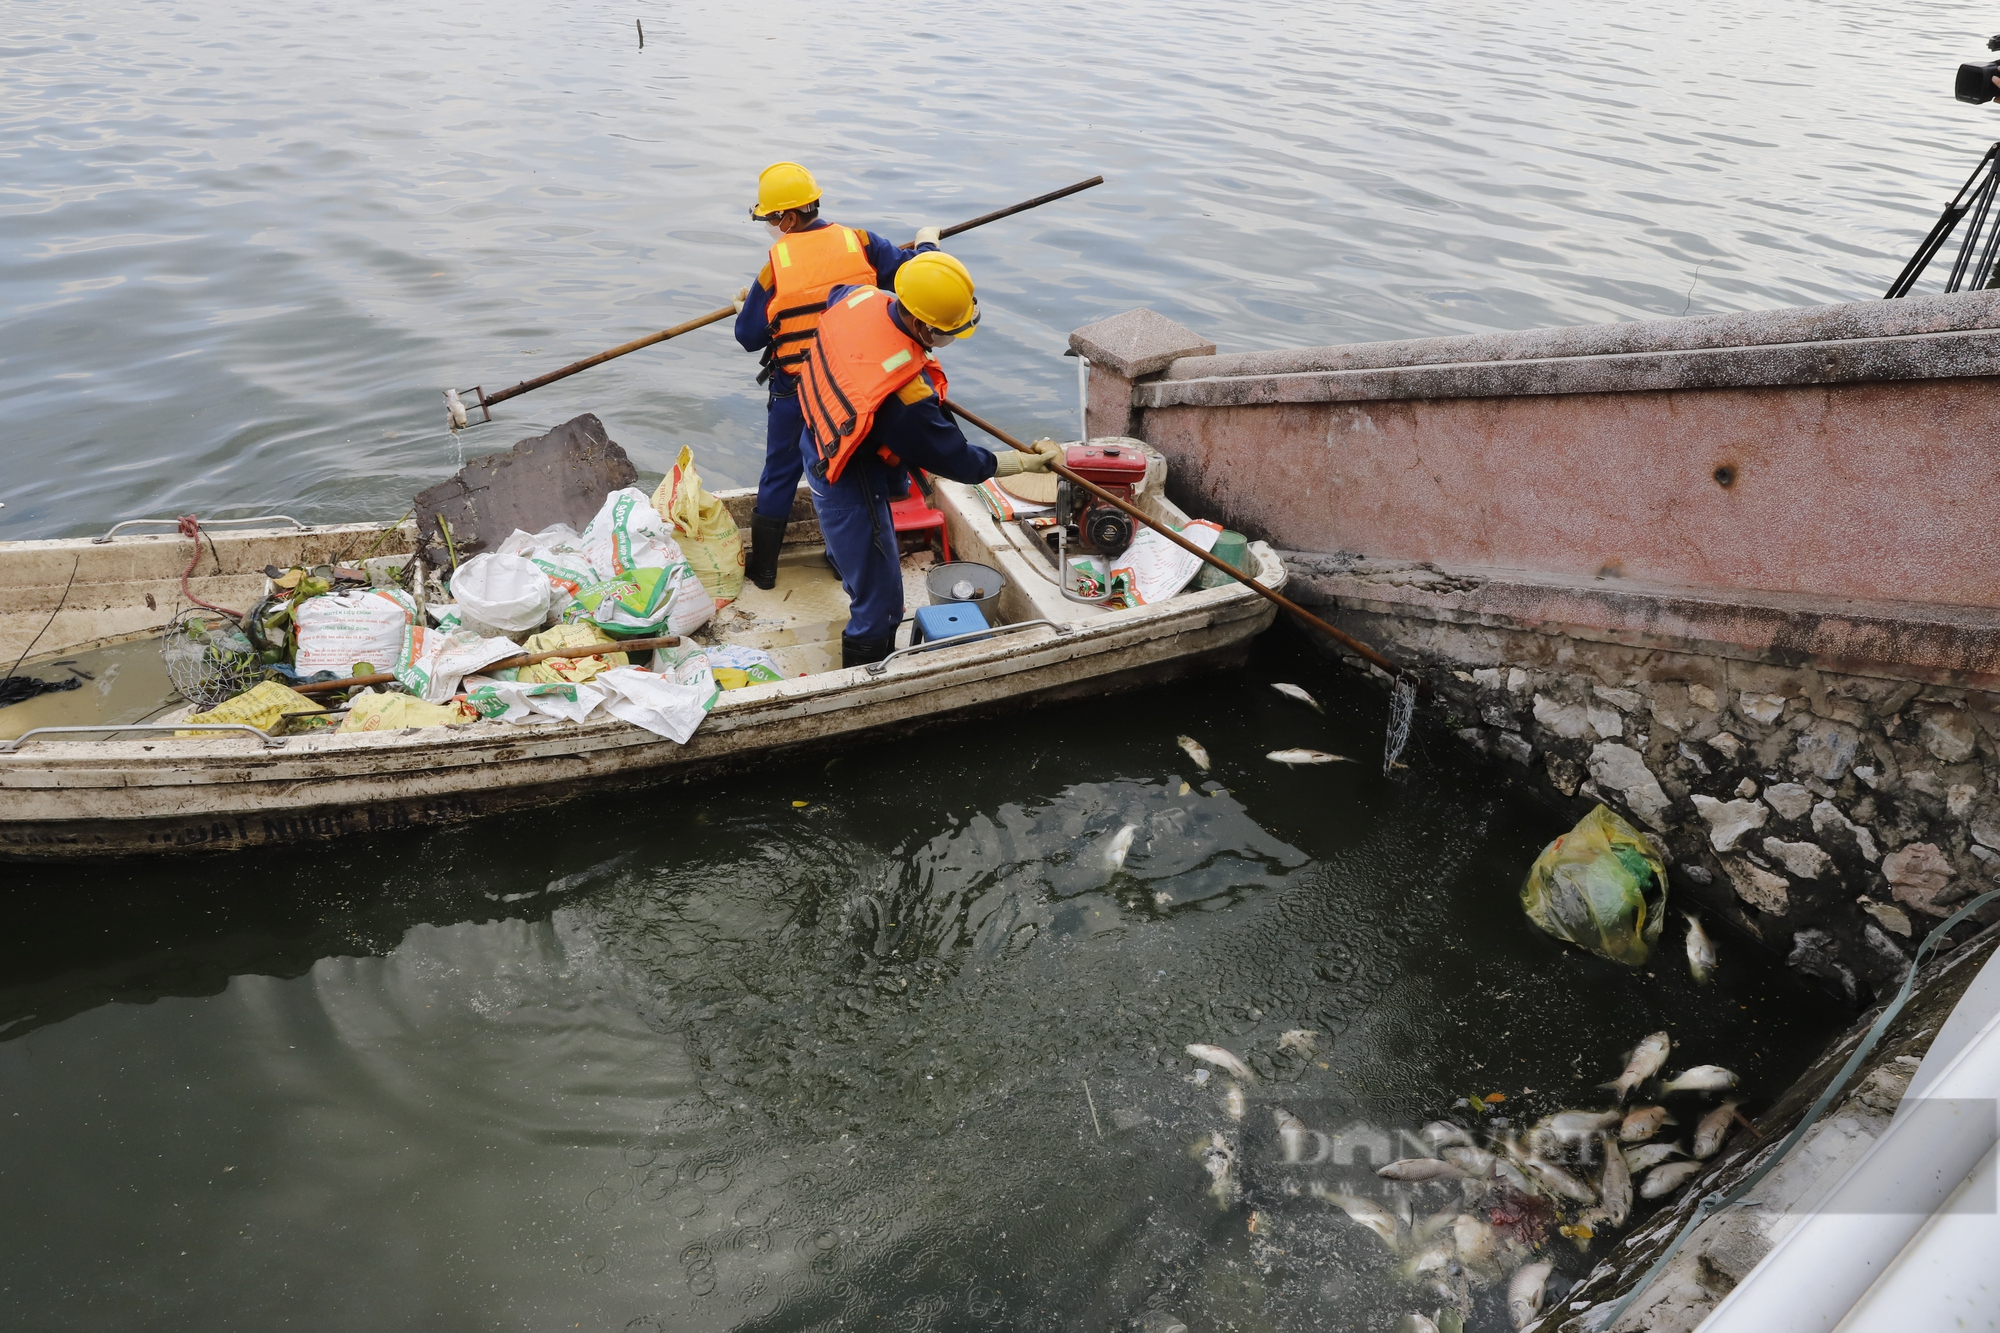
[449,552,550,635]
[516,622,628,684]
[294,587,418,678]
[392,626,522,703]
[652,445,744,607]
[575,488,713,637]
[179,680,325,736]
[498,523,592,617]
[704,643,784,690]
[338,691,478,733]
[1521,804,1669,967]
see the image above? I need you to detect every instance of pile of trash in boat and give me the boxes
[164,447,754,744]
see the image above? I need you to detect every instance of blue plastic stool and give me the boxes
[912,601,989,645]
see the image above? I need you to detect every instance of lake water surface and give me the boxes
[0,0,1962,1327]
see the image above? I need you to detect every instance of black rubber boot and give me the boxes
[746,514,786,591]
[840,633,896,669]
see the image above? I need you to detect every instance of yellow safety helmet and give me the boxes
[751,161,822,220]
[894,251,980,339]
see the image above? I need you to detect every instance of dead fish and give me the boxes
[1379,1157,1466,1183]
[1271,682,1323,712]
[1266,748,1352,766]
[1278,1027,1322,1056]
[1400,1315,1441,1333]
[1623,1141,1687,1172]
[1508,1260,1553,1330]
[1604,1031,1672,1103]
[1223,1081,1246,1121]
[1692,1100,1740,1158]
[1423,1120,1475,1150]
[1543,1109,1621,1136]
[1105,823,1138,871]
[1618,1105,1675,1143]
[1641,1159,1701,1198]
[1493,1156,1534,1195]
[1274,1106,1310,1163]
[1598,1133,1632,1226]
[1185,1043,1256,1082]
[1176,734,1211,772]
[1199,1132,1237,1202]
[1686,911,1718,984]
[1311,1183,1403,1248]
[1524,1156,1597,1203]
[1414,1205,1461,1245]
[1441,1144,1497,1179]
[1401,1238,1455,1281]
[1453,1212,1500,1269]
[1661,1065,1738,1095]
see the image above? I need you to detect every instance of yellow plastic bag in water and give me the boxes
[1521,804,1668,967]
[180,680,325,736]
[652,445,744,608]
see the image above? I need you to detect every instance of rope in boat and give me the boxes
[1586,885,2000,1331]
[176,515,243,620]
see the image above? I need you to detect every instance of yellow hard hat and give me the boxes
[894,251,980,339]
[751,162,821,219]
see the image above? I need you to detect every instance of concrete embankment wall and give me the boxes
[1070,295,2000,1001]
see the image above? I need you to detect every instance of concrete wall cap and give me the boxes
[1160,290,2000,383]
[1068,308,1216,379]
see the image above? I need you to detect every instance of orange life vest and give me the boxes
[761,224,876,381]
[799,286,950,483]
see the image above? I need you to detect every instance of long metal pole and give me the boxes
[451,176,1106,422]
[941,399,1413,682]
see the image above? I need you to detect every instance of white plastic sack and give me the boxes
[1108,519,1224,608]
[294,587,418,678]
[393,626,523,703]
[450,552,550,634]
[498,523,593,616]
[572,488,714,638]
[462,644,717,742]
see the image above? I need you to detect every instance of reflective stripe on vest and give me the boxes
[764,225,875,378]
[798,287,950,484]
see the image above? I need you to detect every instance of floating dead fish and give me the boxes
[1400,1239,1455,1281]
[1524,1156,1597,1203]
[1266,748,1352,766]
[1400,1315,1441,1333]
[1186,1043,1256,1082]
[1598,1132,1632,1226]
[1692,1100,1740,1158]
[1199,1132,1237,1202]
[1619,1105,1675,1143]
[1640,1159,1701,1198]
[1223,1082,1246,1121]
[1176,734,1211,772]
[1442,1144,1497,1179]
[1542,1109,1621,1136]
[1605,1031,1672,1103]
[1105,823,1138,871]
[1623,1141,1687,1172]
[1453,1212,1501,1270]
[1685,911,1718,985]
[1278,1027,1322,1056]
[1379,1157,1466,1183]
[1493,1156,1534,1196]
[1413,1204,1461,1245]
[1661,1064,1738,1095]
[1424,1120,1474,1150]
[1311,1184,1404,1248]
[1271,682,1323,712]
[1508,1260,1553,1330]
[1274,1106,1310,1163]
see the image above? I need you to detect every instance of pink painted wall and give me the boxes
[1144,378,2000,610]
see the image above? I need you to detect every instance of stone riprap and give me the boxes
[1283,552,2000,1002]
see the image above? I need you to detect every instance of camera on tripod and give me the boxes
[1955,36,2000,103]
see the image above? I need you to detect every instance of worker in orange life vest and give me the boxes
[733,162,942,591]
[797,252,1061,668]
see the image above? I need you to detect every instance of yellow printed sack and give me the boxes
[517,622,628,684]
[337,692,477,733]
[652,445,744,607]
[1520,804,1669,967]
[179,680,325,737]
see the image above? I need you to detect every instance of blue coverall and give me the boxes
[733,224,936,522]
[804,285,1000,646]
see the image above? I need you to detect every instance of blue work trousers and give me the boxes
[805,442,904,643]
[754,387,807,522]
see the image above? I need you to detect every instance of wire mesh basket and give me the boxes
[160,610,264,709]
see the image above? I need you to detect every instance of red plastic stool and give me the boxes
[889,471,950,562]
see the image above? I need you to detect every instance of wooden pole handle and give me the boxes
[289,634,682,695]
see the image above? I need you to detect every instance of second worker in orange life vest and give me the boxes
[733,162,942,590]
[796,252,1060,668]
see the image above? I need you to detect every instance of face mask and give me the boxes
[764,221,784,242]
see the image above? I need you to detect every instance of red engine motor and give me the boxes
[1055,442,1148,556]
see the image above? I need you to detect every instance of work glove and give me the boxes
[1032,437,1065,470]
[913,225,941,248]
[991,438,1064,477]
[732,285,749,314]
